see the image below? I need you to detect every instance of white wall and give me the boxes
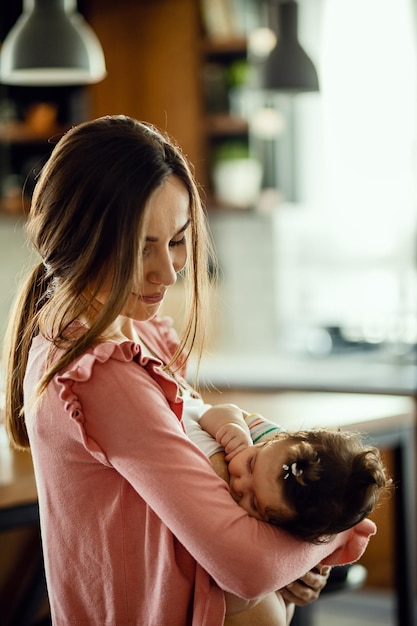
[0,217,37,348]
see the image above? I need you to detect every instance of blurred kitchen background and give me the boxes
[1,0,416,384]
[201,0,417,383]
[0,1,416,624]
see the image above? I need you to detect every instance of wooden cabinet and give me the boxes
[85,0,251,208]
[0,2,88,214]
[0,0,252,211]
[0,84,87,214]
[0,116,69,214]
[200,36,250,205]
[85,0,207,188]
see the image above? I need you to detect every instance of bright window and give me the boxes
[318,0,417,258]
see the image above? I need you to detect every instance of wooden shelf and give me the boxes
[0,122,69,143]
[205,114,248,137]
[0,194,30,216]
[206,197,255,212]
[202,36,247,56]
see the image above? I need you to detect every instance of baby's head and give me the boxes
[227,429,391,543]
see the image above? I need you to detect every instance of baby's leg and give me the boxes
[224,592,287,626]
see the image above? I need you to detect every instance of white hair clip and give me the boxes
[283,462,303,480]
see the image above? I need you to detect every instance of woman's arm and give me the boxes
[68,354,376,600]
[209,450,230,483]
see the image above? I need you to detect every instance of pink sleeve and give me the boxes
[57,343,376,599]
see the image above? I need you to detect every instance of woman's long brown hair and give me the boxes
[3,115,215,450]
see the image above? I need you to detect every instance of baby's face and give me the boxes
[227,439,295,523]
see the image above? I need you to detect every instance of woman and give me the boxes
[3,116,375,625]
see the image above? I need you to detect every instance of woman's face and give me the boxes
[227,439,296,524]
[96,174,191,322]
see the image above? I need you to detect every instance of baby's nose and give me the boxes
[233,475,250,498]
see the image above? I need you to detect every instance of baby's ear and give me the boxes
[321,518,377,566]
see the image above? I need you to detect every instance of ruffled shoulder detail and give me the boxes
[56,340,161,465]
[57,341,140,421]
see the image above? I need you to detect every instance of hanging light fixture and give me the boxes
[263,0,319,92]
[0,0,106,86]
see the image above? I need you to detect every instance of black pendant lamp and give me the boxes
[0,0,106,86]
[263,0,319,92]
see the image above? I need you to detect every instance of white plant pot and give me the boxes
[213,158,262,209]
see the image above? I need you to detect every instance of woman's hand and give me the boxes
[279,565,331,606]
[224,567,331,626]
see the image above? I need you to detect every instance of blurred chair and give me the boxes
[0,502,51,626]
[291,563,368,626]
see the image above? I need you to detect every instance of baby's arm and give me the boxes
[199,403,253,461]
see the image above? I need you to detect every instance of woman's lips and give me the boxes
[138,292,165,305]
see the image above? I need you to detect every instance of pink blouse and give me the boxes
[24,317,376,625]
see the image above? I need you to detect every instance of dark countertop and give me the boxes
[194,351,417,396]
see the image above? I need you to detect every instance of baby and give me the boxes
[186,402,390,543]
[183,402,391,626]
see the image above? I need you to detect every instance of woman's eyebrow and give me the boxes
[177,218,191,234]
[145,218,191,242]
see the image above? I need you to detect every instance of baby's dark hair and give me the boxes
[269,429,391,543]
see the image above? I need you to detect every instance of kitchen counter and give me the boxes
[193,351,417,396]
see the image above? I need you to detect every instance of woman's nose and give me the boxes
[148,251,178,286]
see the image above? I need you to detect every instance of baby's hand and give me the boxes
[216,422,252,461]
